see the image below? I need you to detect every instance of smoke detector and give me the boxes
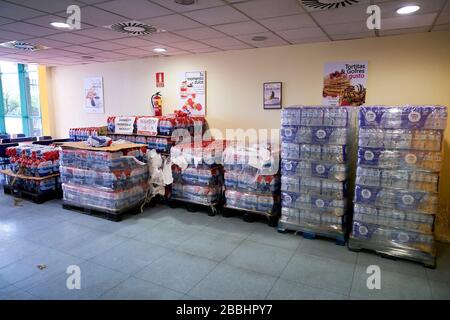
[107,21,159,36]
[251,36,268,42]
[0,41,48,51]
[301,0,360,10]
[175,0,196,5]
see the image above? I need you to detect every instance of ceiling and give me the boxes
[0,0,448,66]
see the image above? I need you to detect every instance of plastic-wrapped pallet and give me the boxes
[279,106,354,242]
[59,143,149,213]
[170,140,226,206]
[222,141,281,226]
[349,105,447,267]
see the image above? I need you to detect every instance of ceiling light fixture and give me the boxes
[50,22,71,29]
[175,0,196,5]
[396,5,420,14]
[0,40,48,51]
[153,47,167,53]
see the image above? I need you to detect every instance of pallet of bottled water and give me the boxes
[278,106,354,244]
[349,105,447,268]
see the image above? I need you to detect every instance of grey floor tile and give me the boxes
[427,255,450,284]
[180,294,200,300]
[67,213,114,230]
[133,222,201,249]
[135,250,217,293]
[356,251,428,279]
[0,285,37,300]
[189,263,277,300]
[225,240,293,277]
[177,231,242,262]
[93,219,157,237]
[0,238,44,269]
[54,229,128,260]
[429,280,450,300]
[89,239,170,274]
[281,253,355,295]
[26,261,128,300]
[267,278,348,300]
[350,265,432,300]
[203,217,258,239]
[248,224,302,251]
[100,277,183,300]
[1,246,84,290]
[297,238,358,264]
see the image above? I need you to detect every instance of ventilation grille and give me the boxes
[301,0,360,10]
[106,21,159,36]
[0,41,48,51]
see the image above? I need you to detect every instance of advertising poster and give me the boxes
[84,77,104,113]
[322,61,368,106]
[179,71,206,116]
[263,82,282,109]
[114,116,135,134]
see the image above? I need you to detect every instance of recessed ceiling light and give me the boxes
[175,0,196,5]
[153,47,167,53]
[0,40,48,51]
[396,5,420,15]
[251,36,267,42]
[50,22,71,29]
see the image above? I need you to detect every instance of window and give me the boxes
[0,62,43,136]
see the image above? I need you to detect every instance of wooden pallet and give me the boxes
[348,237,436,268]
[3,185,62,204]
[222,205,279,227]
[278,220,347,246]
[168,197,220,216]
[62,200,144,222]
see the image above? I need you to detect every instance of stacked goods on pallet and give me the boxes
[349,105,447,266]
[279,106,352,241]
[59,143,149,213]
[222,142,281,225]
[170,140,225,206]
[69,126,107,141]
[107,111,207,154]
[4,145,60,194]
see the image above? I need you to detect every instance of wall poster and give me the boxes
[84,77,104,114]
[179,71,206,116]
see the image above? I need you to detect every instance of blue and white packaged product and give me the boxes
[350,105,447,264]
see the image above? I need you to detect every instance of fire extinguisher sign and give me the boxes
[156,72,164,88]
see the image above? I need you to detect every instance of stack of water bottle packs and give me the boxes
[350,105,447,262]
[5,145,60,194]
[222,142,281,215]
[171,140,225,205]
[59,146,149,212]
[279,106,352,237]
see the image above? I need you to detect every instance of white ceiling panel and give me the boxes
[0,22,59,37]
[174,27,225,40]
[0,17,15,25]
[0,29,33,41]
[140,14,203,31]
[436,9,450,24]
[201,36,248,48]
[95,0,172,20]
[380,26,430,36]
[0,1,45,20]
[24,14,94,29]
[72,6,127,27]
[235,31,289,47]
[111,37,154,47]
[140,32,188,44]
[331,32,375,41]
[6,0,85,14]
[170,40,211,50]
[73,27,129,40]
[93,51,127,59]
[191,47,222,53]
[381,13,437,30]
[213,20,267,35]
[322,21,369,36]
[45,32,97,44]
[375,0,446,19]
[290,36,329,44]
[25,37,71,48]
[310,3,369,25]
[433,24,450,31]
[233,0,304,19]
[258,14,316,31]
[62,45,103,54]
[162,50,190,56]
[84,40,128,50]
[150,0,225,13]
[116,47,152,56]
[184,6,249,26]
[276,27,326,41]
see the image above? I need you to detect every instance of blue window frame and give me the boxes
[0,62,42,137]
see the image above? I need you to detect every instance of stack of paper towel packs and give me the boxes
[279,106,352,240]
[349,105,447,266]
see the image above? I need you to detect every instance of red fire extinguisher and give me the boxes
[151,92,162,116]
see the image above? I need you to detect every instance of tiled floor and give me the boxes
[1,193,450,300]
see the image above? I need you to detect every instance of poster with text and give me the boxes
[179,71,206,116]
[322,61,368,106]
[84,77,104,113]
